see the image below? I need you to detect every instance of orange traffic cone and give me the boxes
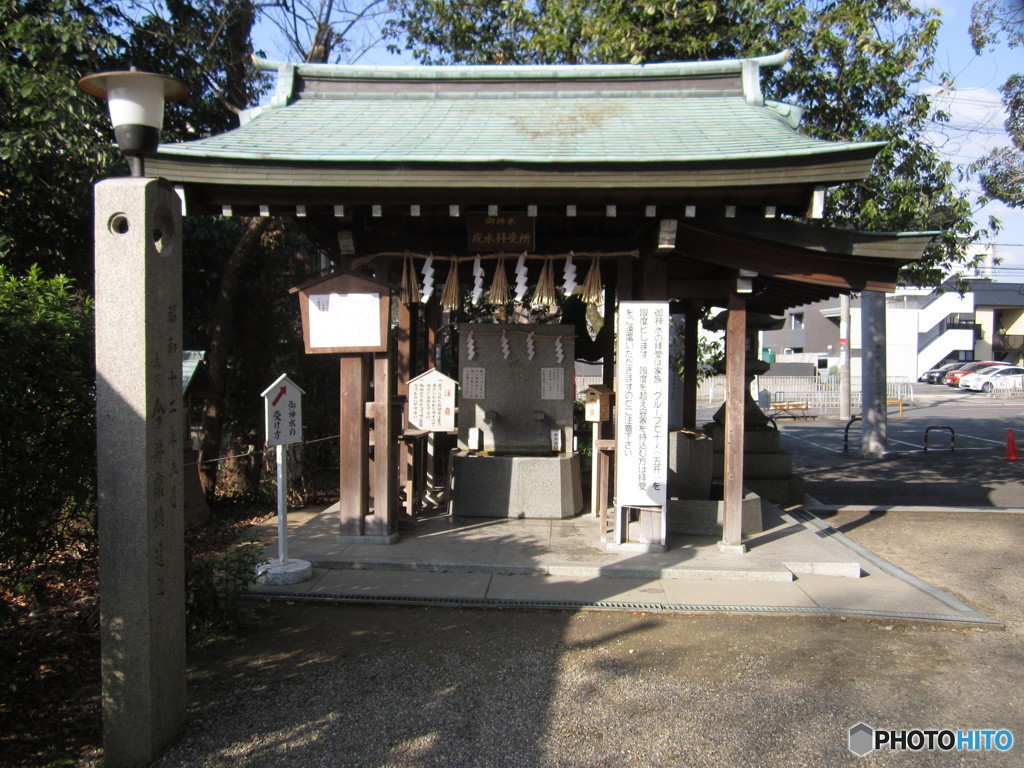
[1005,429,1019,461]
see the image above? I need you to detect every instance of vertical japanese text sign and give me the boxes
[262,374,304,447]
[615,302,670,508]
[407,368,458,432]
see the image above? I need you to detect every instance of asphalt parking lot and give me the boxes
[87,384,1024,768]
[775,384,1024,508]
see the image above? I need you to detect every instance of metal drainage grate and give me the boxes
[245,591,996,625]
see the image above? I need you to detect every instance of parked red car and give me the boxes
[943,361,1012,386]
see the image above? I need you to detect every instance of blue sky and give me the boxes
[924,0,1024,277]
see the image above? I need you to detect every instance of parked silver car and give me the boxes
[960,365,1024,392]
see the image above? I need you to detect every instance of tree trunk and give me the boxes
[198,216,269,495]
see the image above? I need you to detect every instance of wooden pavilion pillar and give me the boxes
[423,299,443,495]
[396,302,418,397]
[338,351,398,542]
[682,301,701,431]
[395,301,423,518]
[370,352,397,536]
[339,355,370,537]
[720,291,747,553]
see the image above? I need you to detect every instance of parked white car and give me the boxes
[960,366,1024,392]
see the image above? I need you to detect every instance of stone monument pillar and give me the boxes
[861,290,888,456]
[94,177,186,764]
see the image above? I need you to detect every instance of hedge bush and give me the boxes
[0,266,96,608]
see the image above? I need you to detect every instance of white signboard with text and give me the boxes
[308,292,382,349]
[262,374,304,447]
[408,369,457,432]
[615,302,670,508]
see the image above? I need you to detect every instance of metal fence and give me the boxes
[990,377,1024,399]
[579,372,1024,408]
[697,375,916,412]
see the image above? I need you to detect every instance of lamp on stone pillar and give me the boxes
[79,67,188,765]
[78,69,186,177]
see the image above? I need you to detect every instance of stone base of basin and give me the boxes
[451,451,583,519]
[667,492,764,537]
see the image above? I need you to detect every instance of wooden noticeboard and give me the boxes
[290,271,391,355]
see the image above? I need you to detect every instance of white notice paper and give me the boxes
[461,367,486,400]
[615,302,670,507]
[308,293,381,349]
[540,367,565,400]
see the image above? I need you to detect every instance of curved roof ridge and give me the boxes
[250,51,791,81]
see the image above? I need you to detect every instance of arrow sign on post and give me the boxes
[262,374,304,447]
[256,374,312,586]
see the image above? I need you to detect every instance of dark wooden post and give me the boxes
[370,352,397,537]
[721,292,747,552]
[396,302,417,397]
[423,299,442,491]
[641,252,668,301]
[601,270,617,438]
[339,355,370,537]
[683,301,700,431]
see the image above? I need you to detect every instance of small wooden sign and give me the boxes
[407,368,457,432]
[291,272,390,354]
[261,374,304,447]
[466,212,535,251]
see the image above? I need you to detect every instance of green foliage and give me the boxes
[0,0,122,280]
[186,530,262,642]
[970,0,1023,210]
[112,0,268,139]
[770,0,983,285]
[970,0,1024,53]
[387,0,987,284]
[0,266,96,606]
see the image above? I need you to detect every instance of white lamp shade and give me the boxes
[107,74,168,129]
[79,70,186,129]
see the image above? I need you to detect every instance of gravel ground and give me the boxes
[77,510,1024,768]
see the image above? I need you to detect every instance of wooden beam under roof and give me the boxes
[675,220,904,292]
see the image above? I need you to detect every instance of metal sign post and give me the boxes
[256,374,312,585]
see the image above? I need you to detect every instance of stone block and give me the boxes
[712,451,794,479]
[745,476,806,507]
[704,422,781,453]
[457,324,575,454]
[668,431,713,499]
[452,452,582,518]
[667,492,764,537]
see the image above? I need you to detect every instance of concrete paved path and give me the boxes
[250,387,1020,625]
[251,502,998,625]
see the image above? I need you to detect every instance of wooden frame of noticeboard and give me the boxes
[290,271,391,355]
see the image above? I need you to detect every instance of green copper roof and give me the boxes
[155,53,884,168]
[158,94,873,164]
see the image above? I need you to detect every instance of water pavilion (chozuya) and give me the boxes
[148,50,931,553]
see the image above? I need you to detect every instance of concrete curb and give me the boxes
[805,503,1024,515]
[302,558,797,583]
[794,501,1001,626]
